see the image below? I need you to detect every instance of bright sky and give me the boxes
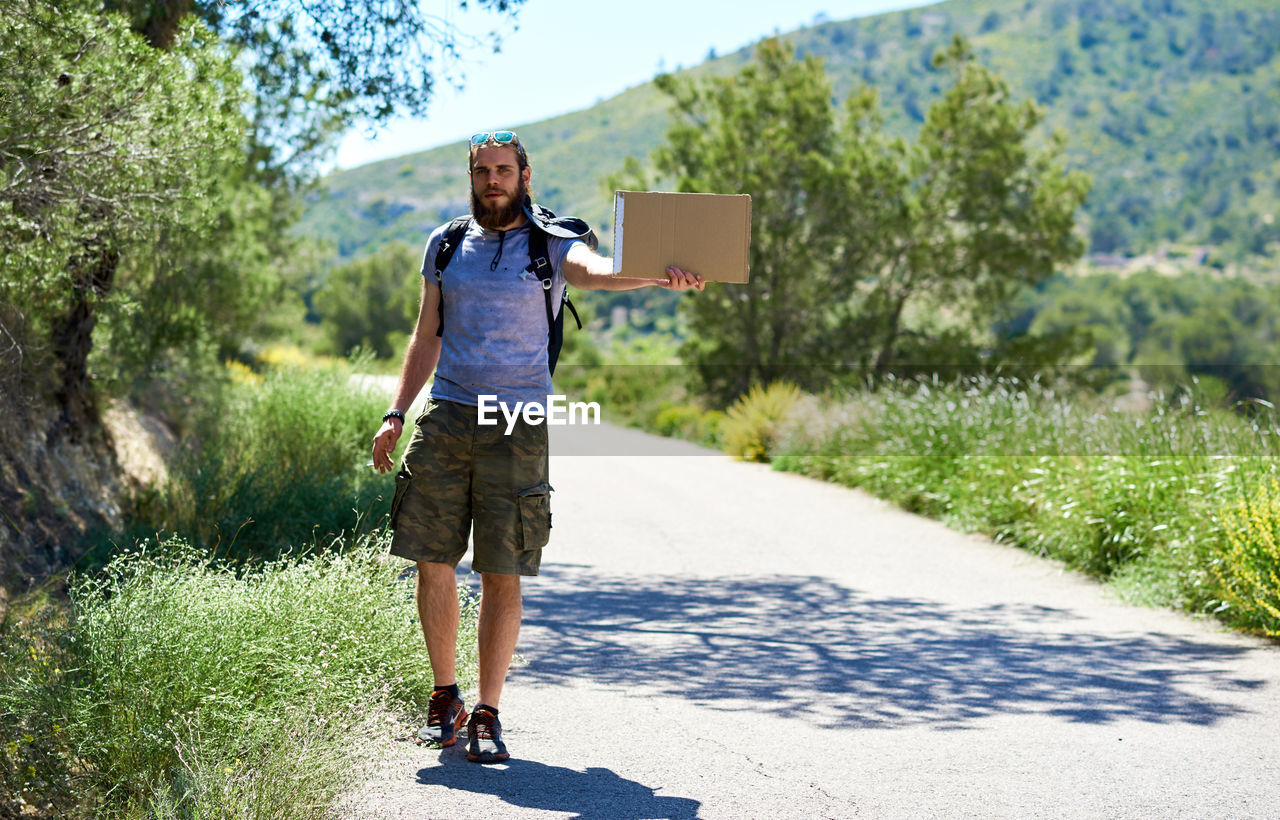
[333,0,936,171]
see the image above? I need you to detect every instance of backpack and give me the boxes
[431,199,594,376]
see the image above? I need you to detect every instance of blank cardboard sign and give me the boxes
[611,191,751,283]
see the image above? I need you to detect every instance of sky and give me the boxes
[333,0,937,171]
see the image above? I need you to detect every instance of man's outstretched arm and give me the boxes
[562,244,705,292]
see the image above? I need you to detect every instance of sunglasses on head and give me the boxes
[471,130,520,147]
[469,130,527,167]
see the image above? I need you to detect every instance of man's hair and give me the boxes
[467,131,529,173]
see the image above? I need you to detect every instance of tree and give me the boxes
[105,0,527,181]
[645,40,847,404]
[642,37,1090,405]
[1136,279,1280,404]
[313,243,422,359]
[0,1,250,430]
[839,37,1091,378]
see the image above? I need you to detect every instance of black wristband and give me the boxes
[382,409,406,424]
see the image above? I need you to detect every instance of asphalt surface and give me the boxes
[345,422,1280,819]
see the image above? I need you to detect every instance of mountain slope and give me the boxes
[298,0,1280,265]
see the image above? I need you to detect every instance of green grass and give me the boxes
[769,377,1280,633]
[1,532,477,817]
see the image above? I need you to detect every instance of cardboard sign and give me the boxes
[611,191,751,283]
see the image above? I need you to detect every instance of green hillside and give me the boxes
[298,0,1280,264]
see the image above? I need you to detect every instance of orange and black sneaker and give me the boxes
[466,705,509,764]
[418,689,467,748]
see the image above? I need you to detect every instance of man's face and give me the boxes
[470,144,530,230]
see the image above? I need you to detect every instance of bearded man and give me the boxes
[371,130,704,764]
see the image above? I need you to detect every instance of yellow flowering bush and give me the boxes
[721,382,802,463]
[1215,477,1280,636]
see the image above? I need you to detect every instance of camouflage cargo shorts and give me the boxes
[389,399,552,576]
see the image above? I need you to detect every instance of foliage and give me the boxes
[639,40,849,403]
[553,325,688,430]
[1015,269,1280,402]
[102,0,526,181]
[313,242,423,359]
[130,357,394,560]
[0,1,259,409]
[836,36,1090,378]
[298,0,1280,271]
[1214,478,1280,636]
[771,376,1280,628]
[0,535,479,817]
[653,402,724,449]
[639,37,1087,404]
[721,382,802,463]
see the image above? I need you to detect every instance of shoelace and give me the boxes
[427,691,454,725]
[472,711,498,739]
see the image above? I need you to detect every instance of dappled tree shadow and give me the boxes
[417,756,700,820]
[513,565,1264,730]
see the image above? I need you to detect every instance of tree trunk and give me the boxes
[141,0,194,50]
[873,295,907,381]
[49,243,118,443]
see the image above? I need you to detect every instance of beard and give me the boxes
[471,178,530,231]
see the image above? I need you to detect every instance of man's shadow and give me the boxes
[417,755,700,820]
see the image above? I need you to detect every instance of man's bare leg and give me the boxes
[416,560,459,686]
[476,572,521,708]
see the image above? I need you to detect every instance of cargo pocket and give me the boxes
[516,481,553,551]
[389,469,411,531]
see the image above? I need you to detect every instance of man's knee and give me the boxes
[417,560,458,599]
[480,572,521,594]
[418,559,456,578]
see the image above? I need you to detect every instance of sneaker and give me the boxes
[466,706,509,764]
[418,689,467,748]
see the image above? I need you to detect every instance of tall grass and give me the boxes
[2,358,477,816]
[131,356,393,561]
[1,533,476,818]
[769,377,1280,632]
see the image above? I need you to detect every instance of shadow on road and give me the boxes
[518,565,1266,730]
[416,756,700,820]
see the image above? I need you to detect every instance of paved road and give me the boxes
[347,423,1280,819]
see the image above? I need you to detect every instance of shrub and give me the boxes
[721,382,802,462]
[1214,478,1280,636]
[653,403,724,448]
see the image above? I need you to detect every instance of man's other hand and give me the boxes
[372,419,403,473]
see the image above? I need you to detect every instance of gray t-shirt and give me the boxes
[420,220,583,408]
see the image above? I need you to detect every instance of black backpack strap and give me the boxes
[433,216,472,337]
[525,225,584,377]
[525,228,584,331]
[526,227,558,333]
[563,294,582,329]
